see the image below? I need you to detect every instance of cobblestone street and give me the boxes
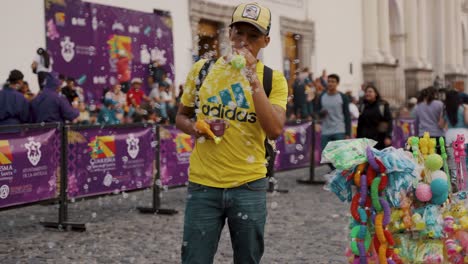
[1,167,348,264]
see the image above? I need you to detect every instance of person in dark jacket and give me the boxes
[357,84,393,149]
[0,70,30,125]
[30,72,79,123]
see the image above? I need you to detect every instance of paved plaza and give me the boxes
[1,167,348,264]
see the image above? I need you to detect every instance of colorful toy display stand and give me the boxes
[325,133,468,264]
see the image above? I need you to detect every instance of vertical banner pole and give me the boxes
[138,125,177,215]
[297,119,325,184]
[41,125,86,231]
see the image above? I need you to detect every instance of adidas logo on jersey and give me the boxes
[201,82,256,123]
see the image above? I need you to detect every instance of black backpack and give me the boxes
[195,59,276,178]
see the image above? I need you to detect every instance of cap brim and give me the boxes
[230,21,268,35]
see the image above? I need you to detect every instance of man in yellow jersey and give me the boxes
[176,3,287,263]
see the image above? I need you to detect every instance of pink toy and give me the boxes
[455,230,468,251]
[452,134,467,191]
[415,183,432,202]
[444,216,456,234]
[445,239,461,255]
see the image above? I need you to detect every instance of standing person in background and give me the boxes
[319,69,328,90]
[346,91,359,119]
[31,48,52,90]
[413,87,445,138]
[148,59,165,85]
[441,90,468,191]
[357,85,393,149]
[30,73,79,123]
[292,69,309,120]
[316,74,351,167]
[0,70,30,125]
[442,90,468,144]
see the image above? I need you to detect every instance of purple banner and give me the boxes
[160,126,193,187]
[0,128,60,208]
[45,0,175,101]
[67,126,154,198]
[392,119,416,148]
[275,122,313,171]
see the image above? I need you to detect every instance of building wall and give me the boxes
[308,0,363,94]
[0,0,362,95]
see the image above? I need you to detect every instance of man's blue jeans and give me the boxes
[181,178,268,264]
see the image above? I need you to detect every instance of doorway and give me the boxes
[198,19,220,59]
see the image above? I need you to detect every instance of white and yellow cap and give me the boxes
[230,2,271,35]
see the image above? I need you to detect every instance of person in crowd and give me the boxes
[148,58,165,85]
[159,79,176,123]
[356,85,393,149]
[304,69,315,120]
[441,90,468,144]
[319,69,328,90]
[433,75,443,90]
[126,78,150,108]
[59,74,67,88]
[97,99,120,125]
[175,84,184,106]
[440,89,468,191]
[76,101,91,125]
[148,76,160,102]
[19,81,35,101]
[292,69,309,119]
[413,87,445,138]
[30,72,79,123]
[407,97,418,117]
[31,48,52,90]
[454,82,468,104]
[316,73,351,154]
[0,70,30,125]
[346,91,359,119]
[176,3,287,263]
[61,77,79,105]
[105,84,127,111]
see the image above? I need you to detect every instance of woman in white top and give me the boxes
[31,48,52,90]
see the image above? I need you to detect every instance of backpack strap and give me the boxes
[194,59,216,111]
[263,65,273,97]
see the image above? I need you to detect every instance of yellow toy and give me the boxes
[195,119,222,144]
[411,213,426,231]
[429,138,437,155]
[419,132,430,159]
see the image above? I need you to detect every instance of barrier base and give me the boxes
[296,178,325,185]
[267,182,289,193]
[40,221,87,232]
[137,207,178,215]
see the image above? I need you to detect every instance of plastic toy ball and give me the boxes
[415,183,433,202]
[431,170,447,181]
[231,55,246,69]
[425,154,443,171]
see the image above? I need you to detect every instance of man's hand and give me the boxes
[234,47,258,82]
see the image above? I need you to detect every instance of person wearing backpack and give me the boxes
[357,84,393,149]
[175,3,287,263]
[315,74,352,154]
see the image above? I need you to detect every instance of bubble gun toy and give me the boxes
[195,119,222,144]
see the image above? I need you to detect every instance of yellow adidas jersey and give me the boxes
[181,57,288,188]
